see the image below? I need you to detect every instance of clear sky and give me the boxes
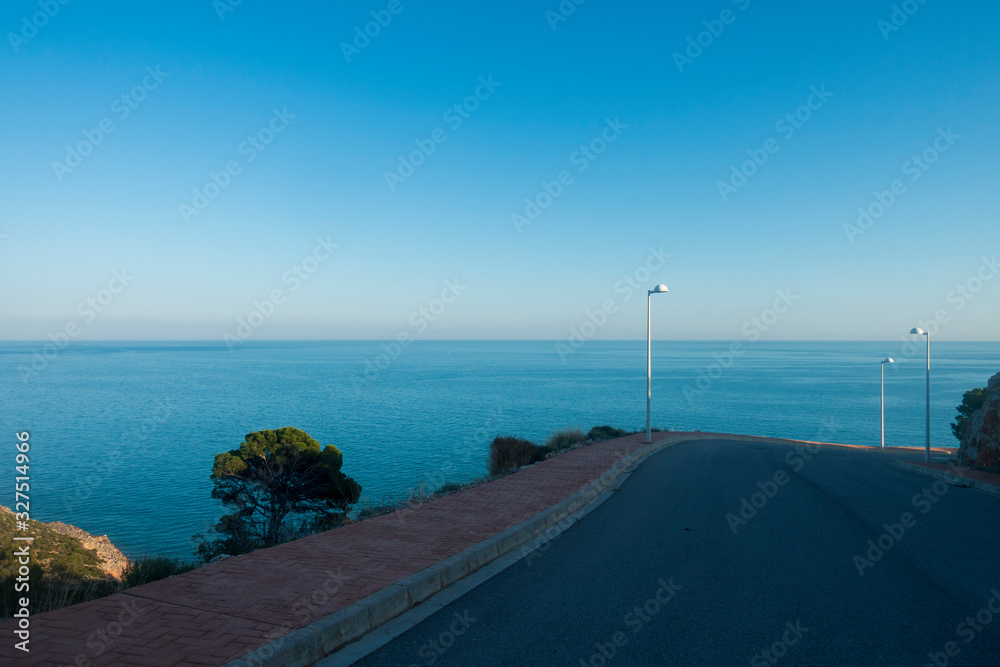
[1,0,997,342]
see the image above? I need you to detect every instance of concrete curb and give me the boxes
[892,460,1000,498]
[221,432,891,667]
[219,434,686,667]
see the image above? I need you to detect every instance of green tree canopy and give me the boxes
[199,427,361,560]
[952,387,987,442]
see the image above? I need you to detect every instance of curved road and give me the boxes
[351,440,1000,666]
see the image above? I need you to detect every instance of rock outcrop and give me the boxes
[958,371,1000,468]
[46,521,130,579]
[0,505,129,579]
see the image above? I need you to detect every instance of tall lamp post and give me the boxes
[909,327,931,462]
[881,357,894,448]
[646,285,668,443]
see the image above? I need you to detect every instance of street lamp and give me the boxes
[646,285,668,443]
[881,358,894,448]
[910,327,930,462]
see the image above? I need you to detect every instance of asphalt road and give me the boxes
[352,440,1000,666]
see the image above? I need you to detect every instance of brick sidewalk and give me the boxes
[1,433,656,666]
[895,460,1000,494]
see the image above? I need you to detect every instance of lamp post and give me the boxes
[646,285,668,443]
[910,327,930,462]
[881,357,894,448]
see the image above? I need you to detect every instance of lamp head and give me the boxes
[910,327,926,335]
[882,357,894,364]
[649,284,668,295]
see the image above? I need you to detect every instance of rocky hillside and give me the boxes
[958,370,1000,468]
[0,505,128,579]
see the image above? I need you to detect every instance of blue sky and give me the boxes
[1,0,997,341]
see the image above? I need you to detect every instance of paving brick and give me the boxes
[0,433,662,665]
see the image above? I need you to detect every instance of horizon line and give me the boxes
[1,339,998,344]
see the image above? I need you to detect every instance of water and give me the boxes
[2,340,997,559]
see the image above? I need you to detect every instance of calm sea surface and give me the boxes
[2,340,997,558]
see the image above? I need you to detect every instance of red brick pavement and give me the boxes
[1,433,656,666]
[903,460,1000,491]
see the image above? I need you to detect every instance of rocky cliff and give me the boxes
[45,521,130,579]
[0,505,129,579]
[958,371,1000,468]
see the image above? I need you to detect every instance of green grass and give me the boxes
[433,475,492,496]
[120,557,195,589]
[352,485,434,521]
[0,510,195,618]
[0,510,106,581]
[544,428,586,452]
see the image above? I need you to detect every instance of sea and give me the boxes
[1,340,997,559]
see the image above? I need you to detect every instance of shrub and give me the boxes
[587,425,628,442]
[0,566,118,618]
[0,547,195,618]
[199,427,361,561]
[120,557,195,590]
[545,428,586,452]
[0,509,119,617]
[488,436,543,476]
[952,387,987,442]
[352,486,431,522]
[435,482,465,495]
